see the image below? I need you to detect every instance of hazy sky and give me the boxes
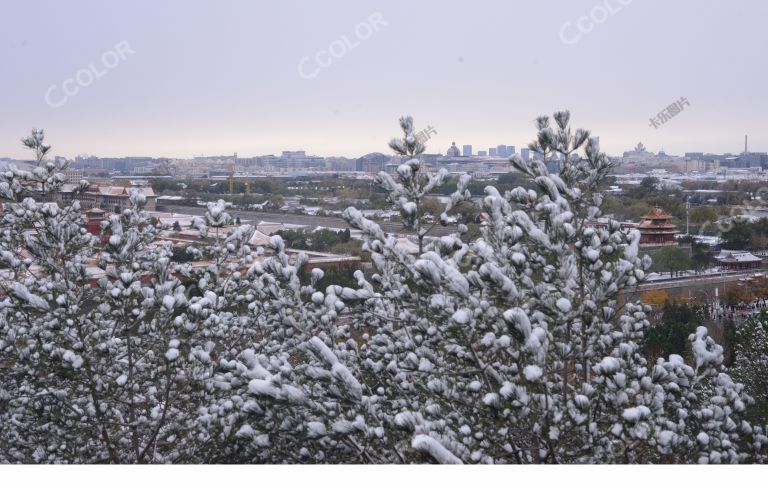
[1,0,766,159]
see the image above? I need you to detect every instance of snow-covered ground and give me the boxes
[645,267,759,281]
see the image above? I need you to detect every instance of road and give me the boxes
[156,204,458,237]
[157,204,764,290]
[634,271,759,292]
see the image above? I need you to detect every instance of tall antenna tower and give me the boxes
[745,135,748,154]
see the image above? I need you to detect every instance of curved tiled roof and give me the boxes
[642,206,672,219]
[638,206,677,231]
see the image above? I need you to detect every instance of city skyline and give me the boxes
[1,138,759,162]
[1,0,767,158]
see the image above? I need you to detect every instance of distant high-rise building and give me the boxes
[489,147,497,156]
[497,145,507,157]
[508,146,516,156]
[462,145,472,156]
[64,168,83,183]
[478,150,487,157]
[276,150,325,169]
[736,152,768,169]
[521,148,529,160]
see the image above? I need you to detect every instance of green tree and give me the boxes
[678,235,713,271]
[652,245,692,277]
[690,206,718,226]
[645,302,702,358]
[266,194,284,209]
[628,176,659,197]
[722,219,754,250]
[171,245,194,263]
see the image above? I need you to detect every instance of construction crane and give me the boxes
[229,165,251,195]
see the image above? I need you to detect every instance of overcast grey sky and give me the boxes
[0,0,766,159]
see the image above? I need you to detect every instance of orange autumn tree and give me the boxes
[724,285,756,305]
[642,289,670,307]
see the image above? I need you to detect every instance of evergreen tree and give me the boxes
[645,302,702,358]
[731,316,768,422]
[1,119,766,464]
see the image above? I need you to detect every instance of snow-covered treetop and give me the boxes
[0,119,765,464]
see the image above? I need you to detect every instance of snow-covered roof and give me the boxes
[247,230,272,247]
[312,226,347,233]
[256,221,307,234]
[715,250,762,263]
[692,235,721,247]
[59,183,156,197]
[147,211,195,224]
[256,222,286,235]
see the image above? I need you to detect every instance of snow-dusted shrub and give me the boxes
[1,117,766,464]
[730,315,768,422]
[341,112,767,463]
[0,133,369,463]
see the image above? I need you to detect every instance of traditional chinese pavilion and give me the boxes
[638,206,678,245]
[715,250,763,271]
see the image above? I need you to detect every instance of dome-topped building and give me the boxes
[446,141,461,157]
[623,141,654,159]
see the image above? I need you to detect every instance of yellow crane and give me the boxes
[229,166,251,194]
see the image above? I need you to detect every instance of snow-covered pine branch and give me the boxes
[1,119,766,464]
